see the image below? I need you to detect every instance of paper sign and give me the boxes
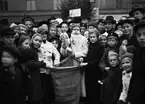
[69,8,81,17]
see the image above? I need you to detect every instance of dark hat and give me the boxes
[107,32,119,40]
[0,18,9,28]
[97,19,105,24]
[120,19,134,26]
[134,20,145,32]
[104,16,116,24]
[0,27,15,37]
[80,23,87,28]
[49,36,59,42]
[121,52,134,61]
[2,44,20,59]
[88,21,97,27]
[126,45,136,54]
[129,6,145,17]
[22,16,34,23]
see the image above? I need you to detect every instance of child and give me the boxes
[85,31,104,104]
[48,25,58,41]
[102,51,122,104]
[117,52,133,104]
[99,34,107,47]
[0,45,25,104]
[17,35,30,49]
[99,32,119,72]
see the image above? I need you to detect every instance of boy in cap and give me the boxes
[117,52,134,104]
[127,20,145,104]
[104,16,116,34]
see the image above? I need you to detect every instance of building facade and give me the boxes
[0,0,144,22]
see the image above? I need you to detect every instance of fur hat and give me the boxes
[108,50,118,58]
[121,52,134,61]
[2,44,20,59]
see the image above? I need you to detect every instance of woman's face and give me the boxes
[122,23,133,36]
[121,57,132,72]
[89,33,97,43]
[22,39,30,49]
[32,36,42,49]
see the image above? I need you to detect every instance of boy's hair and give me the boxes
[2,44,20,59]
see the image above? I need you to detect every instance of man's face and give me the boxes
[133,11,144,20]
[136,27,145,47]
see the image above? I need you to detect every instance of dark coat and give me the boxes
[0,65,25,104]
[85,42,104,104]
[127,47,145,104]
[19,47,45,101]
[102,65,122,104]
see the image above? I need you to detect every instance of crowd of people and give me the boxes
[0,5,145,104]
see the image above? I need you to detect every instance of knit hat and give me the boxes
[121,52,134,61]
[37,26,48,34]
[108,50,118,58]
[2,44,20,59]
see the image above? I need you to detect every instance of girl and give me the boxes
[101,51,122,104]
[48,25,58,41]
[85,31,104,104]
[17,35,30,49]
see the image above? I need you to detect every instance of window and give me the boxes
[27,0,36,11]
[53,0,62,10]
[0,0,8,11]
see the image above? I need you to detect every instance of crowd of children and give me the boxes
[0,6,145,104]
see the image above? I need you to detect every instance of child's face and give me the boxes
[3,35,15,44]
[22,39,30,49]
[25,21,33,29]
[100,36,107,46]
[51,40,59,49]
[1,51,17,67]
[121,57,132,72]
[80,26,86,35]
[32,36,42,49]
[72,27,80,35]
[105,23,113,31]
[107,37,117,47]
[98,22,105,31]
[108,55,118,67]
[88,26,96,33]
[61,24,68,33]
[49,27,57,36]
[42,32,48,41]
[89,33,97,43]
[136,27,145,47]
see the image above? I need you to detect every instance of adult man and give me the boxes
[127,21,145,104]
